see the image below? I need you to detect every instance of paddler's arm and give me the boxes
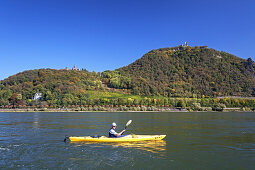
[117,129,126,136]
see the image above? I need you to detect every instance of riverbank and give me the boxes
[0,107,253,112]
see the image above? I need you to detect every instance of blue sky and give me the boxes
[0,0,254,80]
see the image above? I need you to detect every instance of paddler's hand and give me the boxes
[117,129,126,136]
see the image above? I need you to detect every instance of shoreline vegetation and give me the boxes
[2,95,255,113]
[1,96,255,112]
[0,104,254,112]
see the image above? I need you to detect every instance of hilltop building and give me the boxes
[63,65,81,71]
[72,65,81,71]
[182,42,188,47]
[172,42,189,52]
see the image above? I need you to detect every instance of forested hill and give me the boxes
[112,46,255,97]
[0,69,102,105]
[0,45,255,106]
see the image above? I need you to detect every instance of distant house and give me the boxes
[32,93,42,100]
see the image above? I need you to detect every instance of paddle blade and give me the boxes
[125,120,132,128]
[64,135,69,142]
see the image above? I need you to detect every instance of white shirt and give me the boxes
[109,128,117,136]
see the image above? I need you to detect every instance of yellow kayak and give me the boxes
[68,135,166,142]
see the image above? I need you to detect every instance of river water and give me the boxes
[0,112,255,169]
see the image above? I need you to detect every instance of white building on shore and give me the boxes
[32,93,42,100]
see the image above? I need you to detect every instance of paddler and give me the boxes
[109,122,126,137]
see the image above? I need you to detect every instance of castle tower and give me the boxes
[72,65,77,70]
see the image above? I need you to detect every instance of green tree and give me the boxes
[176,99,186,108]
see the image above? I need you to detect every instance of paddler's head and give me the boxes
[112,122,117,129]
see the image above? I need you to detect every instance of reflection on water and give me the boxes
[71,140,166,156]
[33,112,39,129]
[112,140,166,155]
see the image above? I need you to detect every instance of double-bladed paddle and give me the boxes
[125,120,132,129]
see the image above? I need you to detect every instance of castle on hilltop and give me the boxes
[64,65,81,71]
[181,42,188,47]
[172,42,189,52]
